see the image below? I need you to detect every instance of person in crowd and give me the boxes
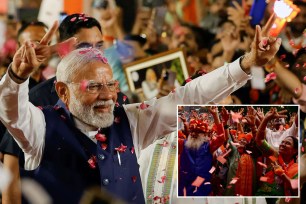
[256,108,298,196]
[178,106,224,196]
[0,21,50,204]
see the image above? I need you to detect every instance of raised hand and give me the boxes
[240,14,282,72]
[11,21,59,80]
[221,106,230,123]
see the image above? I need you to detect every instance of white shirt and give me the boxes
[0,57,250,170]
[265,122,298,150]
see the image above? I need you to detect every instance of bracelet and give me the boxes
[8,66,28,82]
[103,35,115,42]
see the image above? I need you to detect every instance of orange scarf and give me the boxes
[235,153,254,196]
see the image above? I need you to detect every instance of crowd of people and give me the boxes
[178,106,298,198]
[0,0,305,204]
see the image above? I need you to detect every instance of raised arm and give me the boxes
[125,14,282,152]
[255,108,287,156]
[208,106,225,153]
[0,22,72,170]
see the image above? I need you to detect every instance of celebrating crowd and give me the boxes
[178,106,298,198]
[0,0,305,204]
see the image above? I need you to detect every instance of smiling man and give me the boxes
[0,14,282,203]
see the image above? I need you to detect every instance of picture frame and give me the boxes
[124,48,189,101]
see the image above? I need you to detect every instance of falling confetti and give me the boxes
[115,144,127,153]
[70,17,77,22]
[246,150,252,154]
[158,176,166,183]
[265,72,277,83]
[80,80,88,92]
[95,133,107,142]
[296,63,300,68]
[185,78,192,83]
[230,178,239,184]
[88,155,97,169]
[217,156,227,164]
[131,176,137,183]
[230,111,242,123]
[209,166,216,174]
[285,64,290,68]
[257,161,268,169]
[139,102,149,110]
[115,102,120,107]
[130,147,135,154]
[123,95,127,102]
[290,179,298,189]
[268,155,277,162]
[260,177,268,182]
[101,143,107,150]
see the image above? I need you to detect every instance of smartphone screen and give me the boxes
[153,6,167,35]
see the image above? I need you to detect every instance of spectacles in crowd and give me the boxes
[67,80,119,94]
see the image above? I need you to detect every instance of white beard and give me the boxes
[69,92,115,128]
[185,135,209,150]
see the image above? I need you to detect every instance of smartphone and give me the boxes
[153,6,167,35]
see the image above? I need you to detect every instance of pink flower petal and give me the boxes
[115,102,120,107]
[265,72,277,83]
[123,95,127,102]
[88,155,97,169]
[139,102,149,110]
[70,17,77,22]
[257,161,268,169]
[260,176,268,182]
[279,54,286,60]
[131,176,137,183]
[101,143,107,150]
[230,111,242,123]
[37,106,43,110]
[95,133,107,142]
[115,143,127,153]
[57,40,75,58]
[296,63,300,68]
[262,38,268,46]
[285,64,290,68]
[80,80,88,92]
[131,147,135,154]
[209,166,216,174]
[185,78,192,83]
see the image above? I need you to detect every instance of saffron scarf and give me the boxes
[235,153,254,196]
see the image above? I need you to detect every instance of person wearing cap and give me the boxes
[178,107,225,196]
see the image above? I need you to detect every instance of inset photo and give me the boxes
[177,105,299,198]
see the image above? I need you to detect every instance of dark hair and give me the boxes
[178,22,215,50]
[286,136,298,162]
[59,14,102,41]
[17,21,48,41]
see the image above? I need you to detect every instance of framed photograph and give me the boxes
[124,48,188,101]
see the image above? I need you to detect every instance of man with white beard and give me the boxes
[178,107,224,196]
[0,14,281,203]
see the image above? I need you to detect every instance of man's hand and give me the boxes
[11,21,59,81]
[241,14,282,73]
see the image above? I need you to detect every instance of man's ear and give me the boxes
[55,81,70,108]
